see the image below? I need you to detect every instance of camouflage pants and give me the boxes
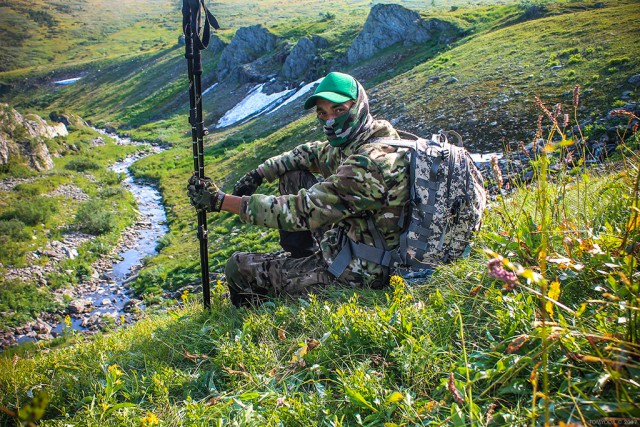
[225,170,331,307]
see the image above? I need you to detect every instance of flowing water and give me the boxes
[48,136,169,334]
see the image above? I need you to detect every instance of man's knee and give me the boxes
[224,252,242,285]
[279,170,317,196]
[224,252,252,307]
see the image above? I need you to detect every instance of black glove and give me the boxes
[233,169,263,196]
[187,174,225,212]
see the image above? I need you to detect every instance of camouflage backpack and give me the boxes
[328,130,487,279]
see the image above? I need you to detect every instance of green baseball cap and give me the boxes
[304,72,358,110]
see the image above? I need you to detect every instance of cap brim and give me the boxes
[304,91,353,110]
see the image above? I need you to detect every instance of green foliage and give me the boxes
[0,279,59,330]
[1,196,57,226]
[0,218,30,241]
[74,199,117,235]
[64,157,102,172]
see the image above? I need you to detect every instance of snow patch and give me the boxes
[202,83,218,96]
[54,77,82,85]
[216,84,296,128]
[268,78,322,114]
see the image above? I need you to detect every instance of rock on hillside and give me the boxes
[0,103,67,171]
[216,25,279,83]
[347,4,461,65]
[282,36,329,82]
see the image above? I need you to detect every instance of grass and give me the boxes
[1,0,639,424]
[1,148,638,424]
[0,119,145,331]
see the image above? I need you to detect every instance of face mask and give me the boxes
[319,105,357,147]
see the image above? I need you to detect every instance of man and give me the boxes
[188,72,410,307]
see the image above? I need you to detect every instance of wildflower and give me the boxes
[447,373,465,405]
[141,412,160,427]
[553,103,562,119]
[490,156,503,189]
[64,315,72,328]
[486,403,497,425]
[535,96,559,129]
[535,114,543,142]
[108,364,124,378]
[563,113,569,128]
[609,109,636,119]
[487,258,518,289]
[573,84,580,109]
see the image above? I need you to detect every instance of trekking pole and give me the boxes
[182,0,219,309]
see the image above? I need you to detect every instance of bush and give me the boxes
[14,182,45,196]
[0,279,59,330]
[101,170,125,185]
[0,218,30,241]
[75,199,117,235]
[1,196,58,226]
[567,53,584,64]
[65,157,102,172]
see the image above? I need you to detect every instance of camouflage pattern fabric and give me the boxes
[320,79,373,147]
[234,119,411,291]
[225,251,333,305]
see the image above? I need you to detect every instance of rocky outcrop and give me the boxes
[216,25,279,83]
[207,34,227,53]
[346,4,461,65]
[0,103,67,171]
[281,36,329,82]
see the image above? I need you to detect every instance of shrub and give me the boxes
[567,53,584,64]
[14,182,46,196]
[0,279,59,330]
[0,218,30,241]
[75,199,117,235]
[1,196,58,226]
[65,157,102,172]
[606,56,630,67]
[101,170,125,185]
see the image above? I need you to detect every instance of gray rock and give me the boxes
[206,34,227,53]
[217,25,279,82]
[628,74,640,86]
[1,104,65,171]
[68,298,93,315]
[346,4,461,65]
[281,36,328,81]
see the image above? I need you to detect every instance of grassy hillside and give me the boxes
[1,0,639,424]
[1,144,638,424]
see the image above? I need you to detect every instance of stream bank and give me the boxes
[0,133,169,349]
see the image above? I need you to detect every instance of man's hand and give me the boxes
[233,169,263,196]
[187,174,225,212]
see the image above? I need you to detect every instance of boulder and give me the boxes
[281,36,328,82]
[68,298,93,315]
[346,4,461,65]
[0,103,66,171]
[216,25,279,82]
[207,34,227,53]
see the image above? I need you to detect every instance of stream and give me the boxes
[57,135,169,332]
[11,134,169,344]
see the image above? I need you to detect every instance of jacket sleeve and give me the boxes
[257,140,323,182]
[240,153,387,231]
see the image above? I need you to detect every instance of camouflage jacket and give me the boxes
[239,120,410,287]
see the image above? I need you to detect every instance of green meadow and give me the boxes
[1,0,639,424]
